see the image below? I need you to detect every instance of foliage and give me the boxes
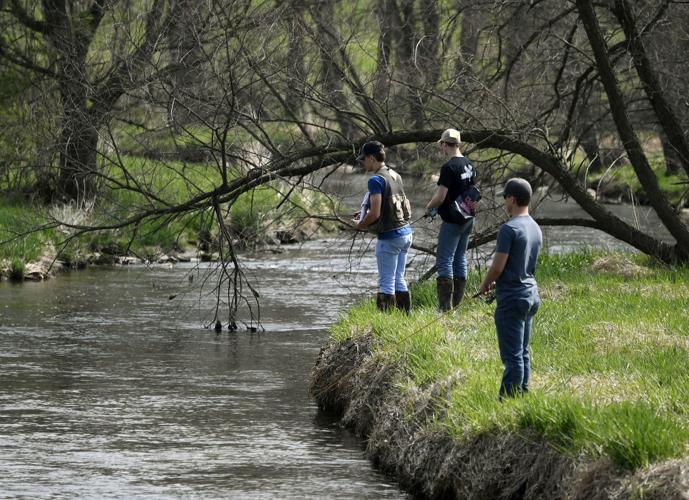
[0,150,331,269]
[588,153,689,205]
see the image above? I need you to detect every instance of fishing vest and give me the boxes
[368,166,412,234]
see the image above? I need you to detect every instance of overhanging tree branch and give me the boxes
[576,0,689,259]
[611,0,689,178]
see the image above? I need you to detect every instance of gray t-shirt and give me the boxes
[495,215,542,300]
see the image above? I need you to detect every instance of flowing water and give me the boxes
[0,172,674,498]
[0,241,406,499]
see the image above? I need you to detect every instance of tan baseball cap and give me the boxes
[438,128,461,145]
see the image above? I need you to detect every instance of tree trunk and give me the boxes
[577,0,689,258]
[373,0,393,103]
[167,0,206,126]
[661,132,682,176]
[578,125,602,172]
[413,1,440,128]
[313,0,354,139]
[56,110,99,203]
[611,0,689,178]
[285,0,306,116]
[49,1,99,203]
[459,4,480,68]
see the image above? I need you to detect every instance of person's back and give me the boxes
[478,177,542,399]
[495,215,542,301]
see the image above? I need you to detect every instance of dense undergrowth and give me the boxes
[330,251,689,470]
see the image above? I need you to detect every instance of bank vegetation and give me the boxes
[311,252,689,498]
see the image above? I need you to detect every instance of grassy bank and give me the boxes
[0,155,331,280]
[328,252,689,472]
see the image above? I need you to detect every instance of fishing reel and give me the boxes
[472,291,496,304]
[425,207,438,221]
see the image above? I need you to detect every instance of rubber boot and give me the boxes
[395,290,411,314]
[376,292,395,312]
[452,277,467,309]
[436,277,453,312]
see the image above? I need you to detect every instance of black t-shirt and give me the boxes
[437,156,476,221]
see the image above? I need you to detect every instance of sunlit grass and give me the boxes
[331,252,689,469]
[0,198,56,263]
[1,150,332,269]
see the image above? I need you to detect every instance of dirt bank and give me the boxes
[309,333,689,499]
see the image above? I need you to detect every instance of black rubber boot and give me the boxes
[376,292,395,312]
[436,277,453,312]
[452,277,467,309]
[395,290,411,314]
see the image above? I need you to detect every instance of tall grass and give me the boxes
[0,199,55,263]
[1,152,332,268]
[332,252,689,470]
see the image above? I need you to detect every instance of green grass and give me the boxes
[1,151,331,270]
[331,251,689,470]
[587,152,689,205]
[0,198,56,263]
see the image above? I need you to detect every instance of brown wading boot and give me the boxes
[376,292,395,312]
[395,290,411,314]
[436,277,453,312]
[452,277,467,309]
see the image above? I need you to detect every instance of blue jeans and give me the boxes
[494,293,540,398]
[436,219,474,279]
[375,233,413,294]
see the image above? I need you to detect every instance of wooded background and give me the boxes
[1,0,688,266]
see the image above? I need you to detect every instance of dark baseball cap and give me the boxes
[356,141,384,161]
[500,178,533,201]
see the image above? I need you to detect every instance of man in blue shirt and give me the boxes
[479,178,542,399]
[353,141,413,313]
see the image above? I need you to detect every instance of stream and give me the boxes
[0,171,674,498]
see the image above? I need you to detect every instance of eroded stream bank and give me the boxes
[310,334,689,499]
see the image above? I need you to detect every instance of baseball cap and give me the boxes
[438,128,461,145]
[500,178,533,201]
[356,141,384,161]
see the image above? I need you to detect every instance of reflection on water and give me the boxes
[0,242,406,498]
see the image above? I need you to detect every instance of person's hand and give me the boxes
[424,207,438,218]
[479,281,495,295]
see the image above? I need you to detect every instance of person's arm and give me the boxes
[479,252,508,294]
[425,185,448,214]
[356,193,381,230]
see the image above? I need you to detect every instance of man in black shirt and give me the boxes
[424,129,477,311]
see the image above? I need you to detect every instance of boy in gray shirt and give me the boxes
[479,178,542,399]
